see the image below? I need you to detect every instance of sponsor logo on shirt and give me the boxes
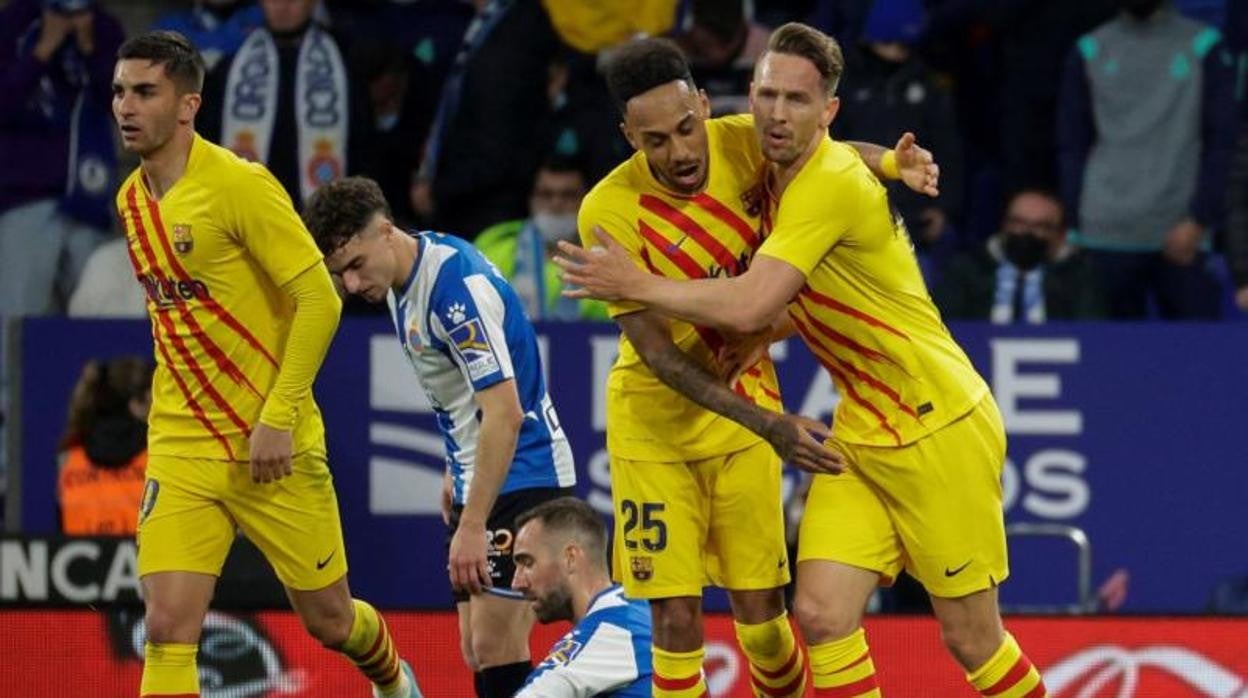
[448,317,500,381]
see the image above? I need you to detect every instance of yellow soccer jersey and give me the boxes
[579,115,782,462]
[757,136,988,447]
[117,135,326,461]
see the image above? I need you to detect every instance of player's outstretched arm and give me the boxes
[847,132,940,197]
[449,378,523,596]
[557,228,805,335]
[618,310,843,474]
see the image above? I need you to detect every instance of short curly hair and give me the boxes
[302,177,392,255]
[603,38,696,114]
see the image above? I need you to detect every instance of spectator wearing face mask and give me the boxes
[934,189,1107,323]
[475,155,607,321]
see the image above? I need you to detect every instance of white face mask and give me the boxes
[533,212,578,245]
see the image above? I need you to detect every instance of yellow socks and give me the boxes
[967,632,1047,697]
[734,612,807,697]
[652,646,708,697]
[140,641,198,696]
[809,628,880,697]
[341,599,404,694]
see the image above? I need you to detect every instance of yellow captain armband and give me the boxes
[880,149,901,180]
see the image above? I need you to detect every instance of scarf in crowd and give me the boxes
[18,18,116,229]
[991,263,1046,324]
[222,25,348,204]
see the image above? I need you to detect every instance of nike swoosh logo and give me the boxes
[316,550,336,570]
[944,560,972,577]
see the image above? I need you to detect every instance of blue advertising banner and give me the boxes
[17,318,1248,612]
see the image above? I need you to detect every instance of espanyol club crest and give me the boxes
[231,131,260,162]
[307,139,342,188]
[172,224,193,255]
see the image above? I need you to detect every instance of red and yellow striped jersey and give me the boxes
[758,136,988,447]
[579,115,783,462]
[116,135,326,461]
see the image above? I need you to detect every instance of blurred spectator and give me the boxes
[675,0,771,115]
[541,0,678,55]
[475,155,607,321]
[412,0,560,239]
[804,0,875,48]
[542,53,630,183]
[151,0,264,71]
[360,0,473,222]
[354,37,421,227]
[57,356,153,536]
[0,0,123,317]
[1058,0,1236,319]
[934,189,1107,322]
[200,0,372,209]
[983,0,1119,196]
[67,236,146,317]
[832,0,964,277]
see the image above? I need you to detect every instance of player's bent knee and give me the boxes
[144,603,201,645]
[793,592,859,644]
[470,630,529,668]
[300,609,354,649]
[460,636,479,673]
[938,621,1002,669]
[650,597,702,648]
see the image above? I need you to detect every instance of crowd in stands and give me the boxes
[1,0,1246,323]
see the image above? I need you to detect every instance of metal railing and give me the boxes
[1001,522,1095,615]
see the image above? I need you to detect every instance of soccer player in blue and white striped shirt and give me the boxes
[304,177,577,697]
[512,497,652,697]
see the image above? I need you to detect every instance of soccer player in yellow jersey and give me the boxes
[560,24,1050,698]
[580,39,936,698]
[111,32,420,698]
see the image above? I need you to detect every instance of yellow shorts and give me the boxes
[798,396,1009,598]
[610,439,790,599]
[136,451,347,591]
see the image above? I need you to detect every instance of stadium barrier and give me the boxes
[8,318,1248,612]
[0,609,1244,696]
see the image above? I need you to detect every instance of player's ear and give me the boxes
[697,88,710,118]
[619,120,638,152]
[179,92,201,125]
[822,96,840,130]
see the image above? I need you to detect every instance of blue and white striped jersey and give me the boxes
[386,232,576,505]
[517,585,652,697]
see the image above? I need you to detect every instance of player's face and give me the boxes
[324,216,399,303]
[511,522,575,624]
[621,80,711,195]
[113,59,198,157]
[750,52,839,167]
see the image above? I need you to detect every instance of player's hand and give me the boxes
[1235,286,1248,312]
[765,413,846,475]
[448,521,492,595]
[894,132,940,198]
[717,328,772,386]
[410,177,434,218]
[1162,218,1203,266]
[440,469,454,526]
[249,423,293,484]
[34,10,74,62]
[554,227,644,302]
[69,10,95,55]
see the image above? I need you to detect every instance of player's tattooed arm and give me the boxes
[618,310,844,474]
